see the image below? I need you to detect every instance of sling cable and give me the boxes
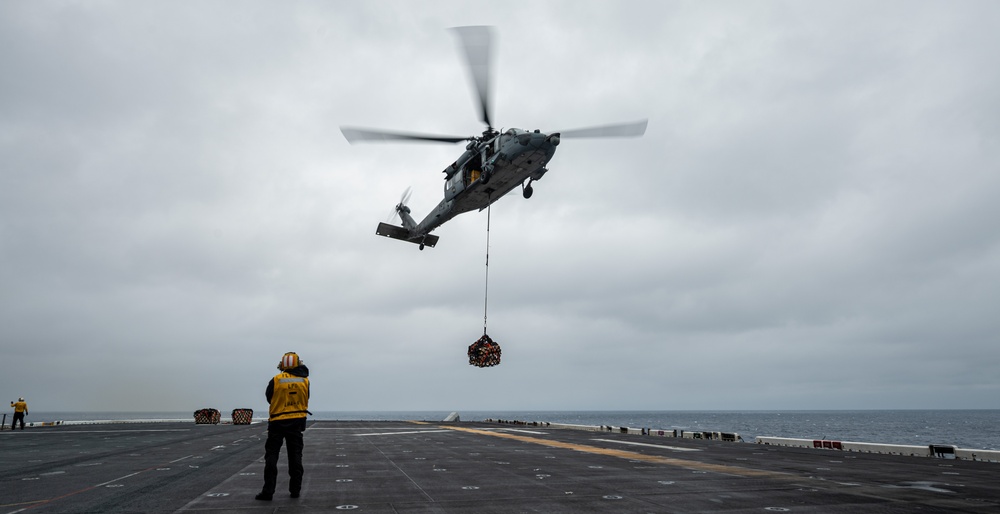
[468,199,501,367]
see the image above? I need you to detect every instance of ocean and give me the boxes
[14,410,999,451]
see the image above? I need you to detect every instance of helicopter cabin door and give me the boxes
[463,151,484,187]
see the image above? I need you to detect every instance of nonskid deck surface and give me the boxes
[2,421,999,513]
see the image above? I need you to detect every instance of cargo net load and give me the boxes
[231,408,253,425]
[194,408,221,425]
[468,334,501,367]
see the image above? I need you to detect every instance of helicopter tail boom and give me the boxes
[376,222,440,249]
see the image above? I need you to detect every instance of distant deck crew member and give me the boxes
[10,397,28,430]
[256,352,311,501]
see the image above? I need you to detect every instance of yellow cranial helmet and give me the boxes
[278,352,301,370]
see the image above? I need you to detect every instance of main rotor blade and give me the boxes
[556,119,648,138]
[341,127,469,144]
[451,26,494,130]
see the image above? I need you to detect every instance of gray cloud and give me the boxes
[2,1,998,414]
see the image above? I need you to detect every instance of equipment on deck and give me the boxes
[194,408,221,424]
[232,408,253,425]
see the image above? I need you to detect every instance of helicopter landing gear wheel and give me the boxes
[419,243,425,251]
[523,184,533,199]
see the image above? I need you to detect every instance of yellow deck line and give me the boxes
[442,425,789,479]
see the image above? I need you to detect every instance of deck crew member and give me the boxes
[256,352,311,501]
[10,398,28,430]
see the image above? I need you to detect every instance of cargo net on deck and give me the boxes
[231,408,253,425]
[468,334,501,367]
[194,408,221,425]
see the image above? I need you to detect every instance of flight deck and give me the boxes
[2,420,999,513]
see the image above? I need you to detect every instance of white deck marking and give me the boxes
[95,472,140,488]
[353,430,452,437]
[19,429,191,434]
[591,438,701,452]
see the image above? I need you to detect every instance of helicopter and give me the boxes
[341,26,647,250]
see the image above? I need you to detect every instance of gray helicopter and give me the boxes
[341,26,647,250]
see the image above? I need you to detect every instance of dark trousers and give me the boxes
[11,412,25,430]
[261,419,306,495]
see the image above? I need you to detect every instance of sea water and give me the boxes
[19,410,1000,451]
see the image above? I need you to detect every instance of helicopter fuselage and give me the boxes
[394,128,560,242]
[361,26,643,249]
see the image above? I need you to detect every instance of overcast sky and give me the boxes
[2,1,998,414]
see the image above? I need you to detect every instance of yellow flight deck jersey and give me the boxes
[268,372,310,422]
[12,401,28,413]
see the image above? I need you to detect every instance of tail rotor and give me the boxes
[386,186,413,222]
